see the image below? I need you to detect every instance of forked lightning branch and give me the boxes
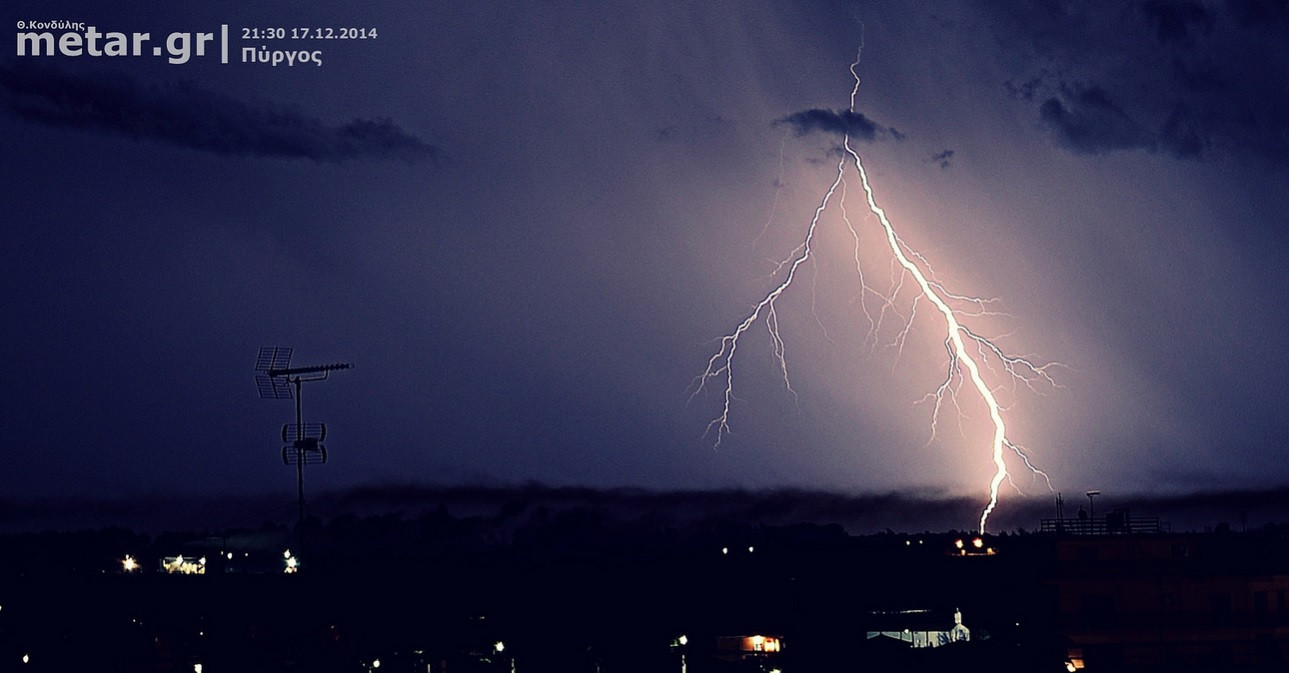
[693,48,1061,533]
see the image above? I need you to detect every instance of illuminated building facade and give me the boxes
[866,609,971,649]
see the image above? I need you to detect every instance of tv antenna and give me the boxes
[255,347,352,539]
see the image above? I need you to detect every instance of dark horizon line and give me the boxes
[3,480,1289,536]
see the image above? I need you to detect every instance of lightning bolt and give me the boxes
[692,48,1059,532]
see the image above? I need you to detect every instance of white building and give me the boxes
[866,608,971,648]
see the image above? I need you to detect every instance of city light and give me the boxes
[740,635,782,653]
[122,555,139,572]
[162,555,205,575]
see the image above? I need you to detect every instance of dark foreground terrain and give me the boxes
[2,501,1288,672]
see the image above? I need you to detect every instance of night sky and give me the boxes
[2,1,1287,530]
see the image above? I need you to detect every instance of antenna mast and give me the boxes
[255,347,352,560]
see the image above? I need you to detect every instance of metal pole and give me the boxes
[295,378,305,551]
[256,349,352,572]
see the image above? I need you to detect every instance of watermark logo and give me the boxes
[15,22,379,66]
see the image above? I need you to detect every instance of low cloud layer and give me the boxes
[774,108,902,142]
[0,61,438,163]
[4,482,1286,535]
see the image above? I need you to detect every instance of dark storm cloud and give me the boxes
[0,61,438,163]
[1141,0,1215,44]
[1037,85,1155,155]
[1038,84,1208,160]
[1226,0,1289,32]
[1024,80,1206,159]
[774,108,901,141]
[983,1,1289,164]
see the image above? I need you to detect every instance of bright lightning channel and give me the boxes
[692,48,1058,533]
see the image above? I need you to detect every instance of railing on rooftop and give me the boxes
[1039,516,1169,535]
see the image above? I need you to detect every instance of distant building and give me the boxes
[1050,532,1289,670]
[715,634,783,654]
[713,634,785,669]
[866,609,971,648]
[160,554,206,574]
